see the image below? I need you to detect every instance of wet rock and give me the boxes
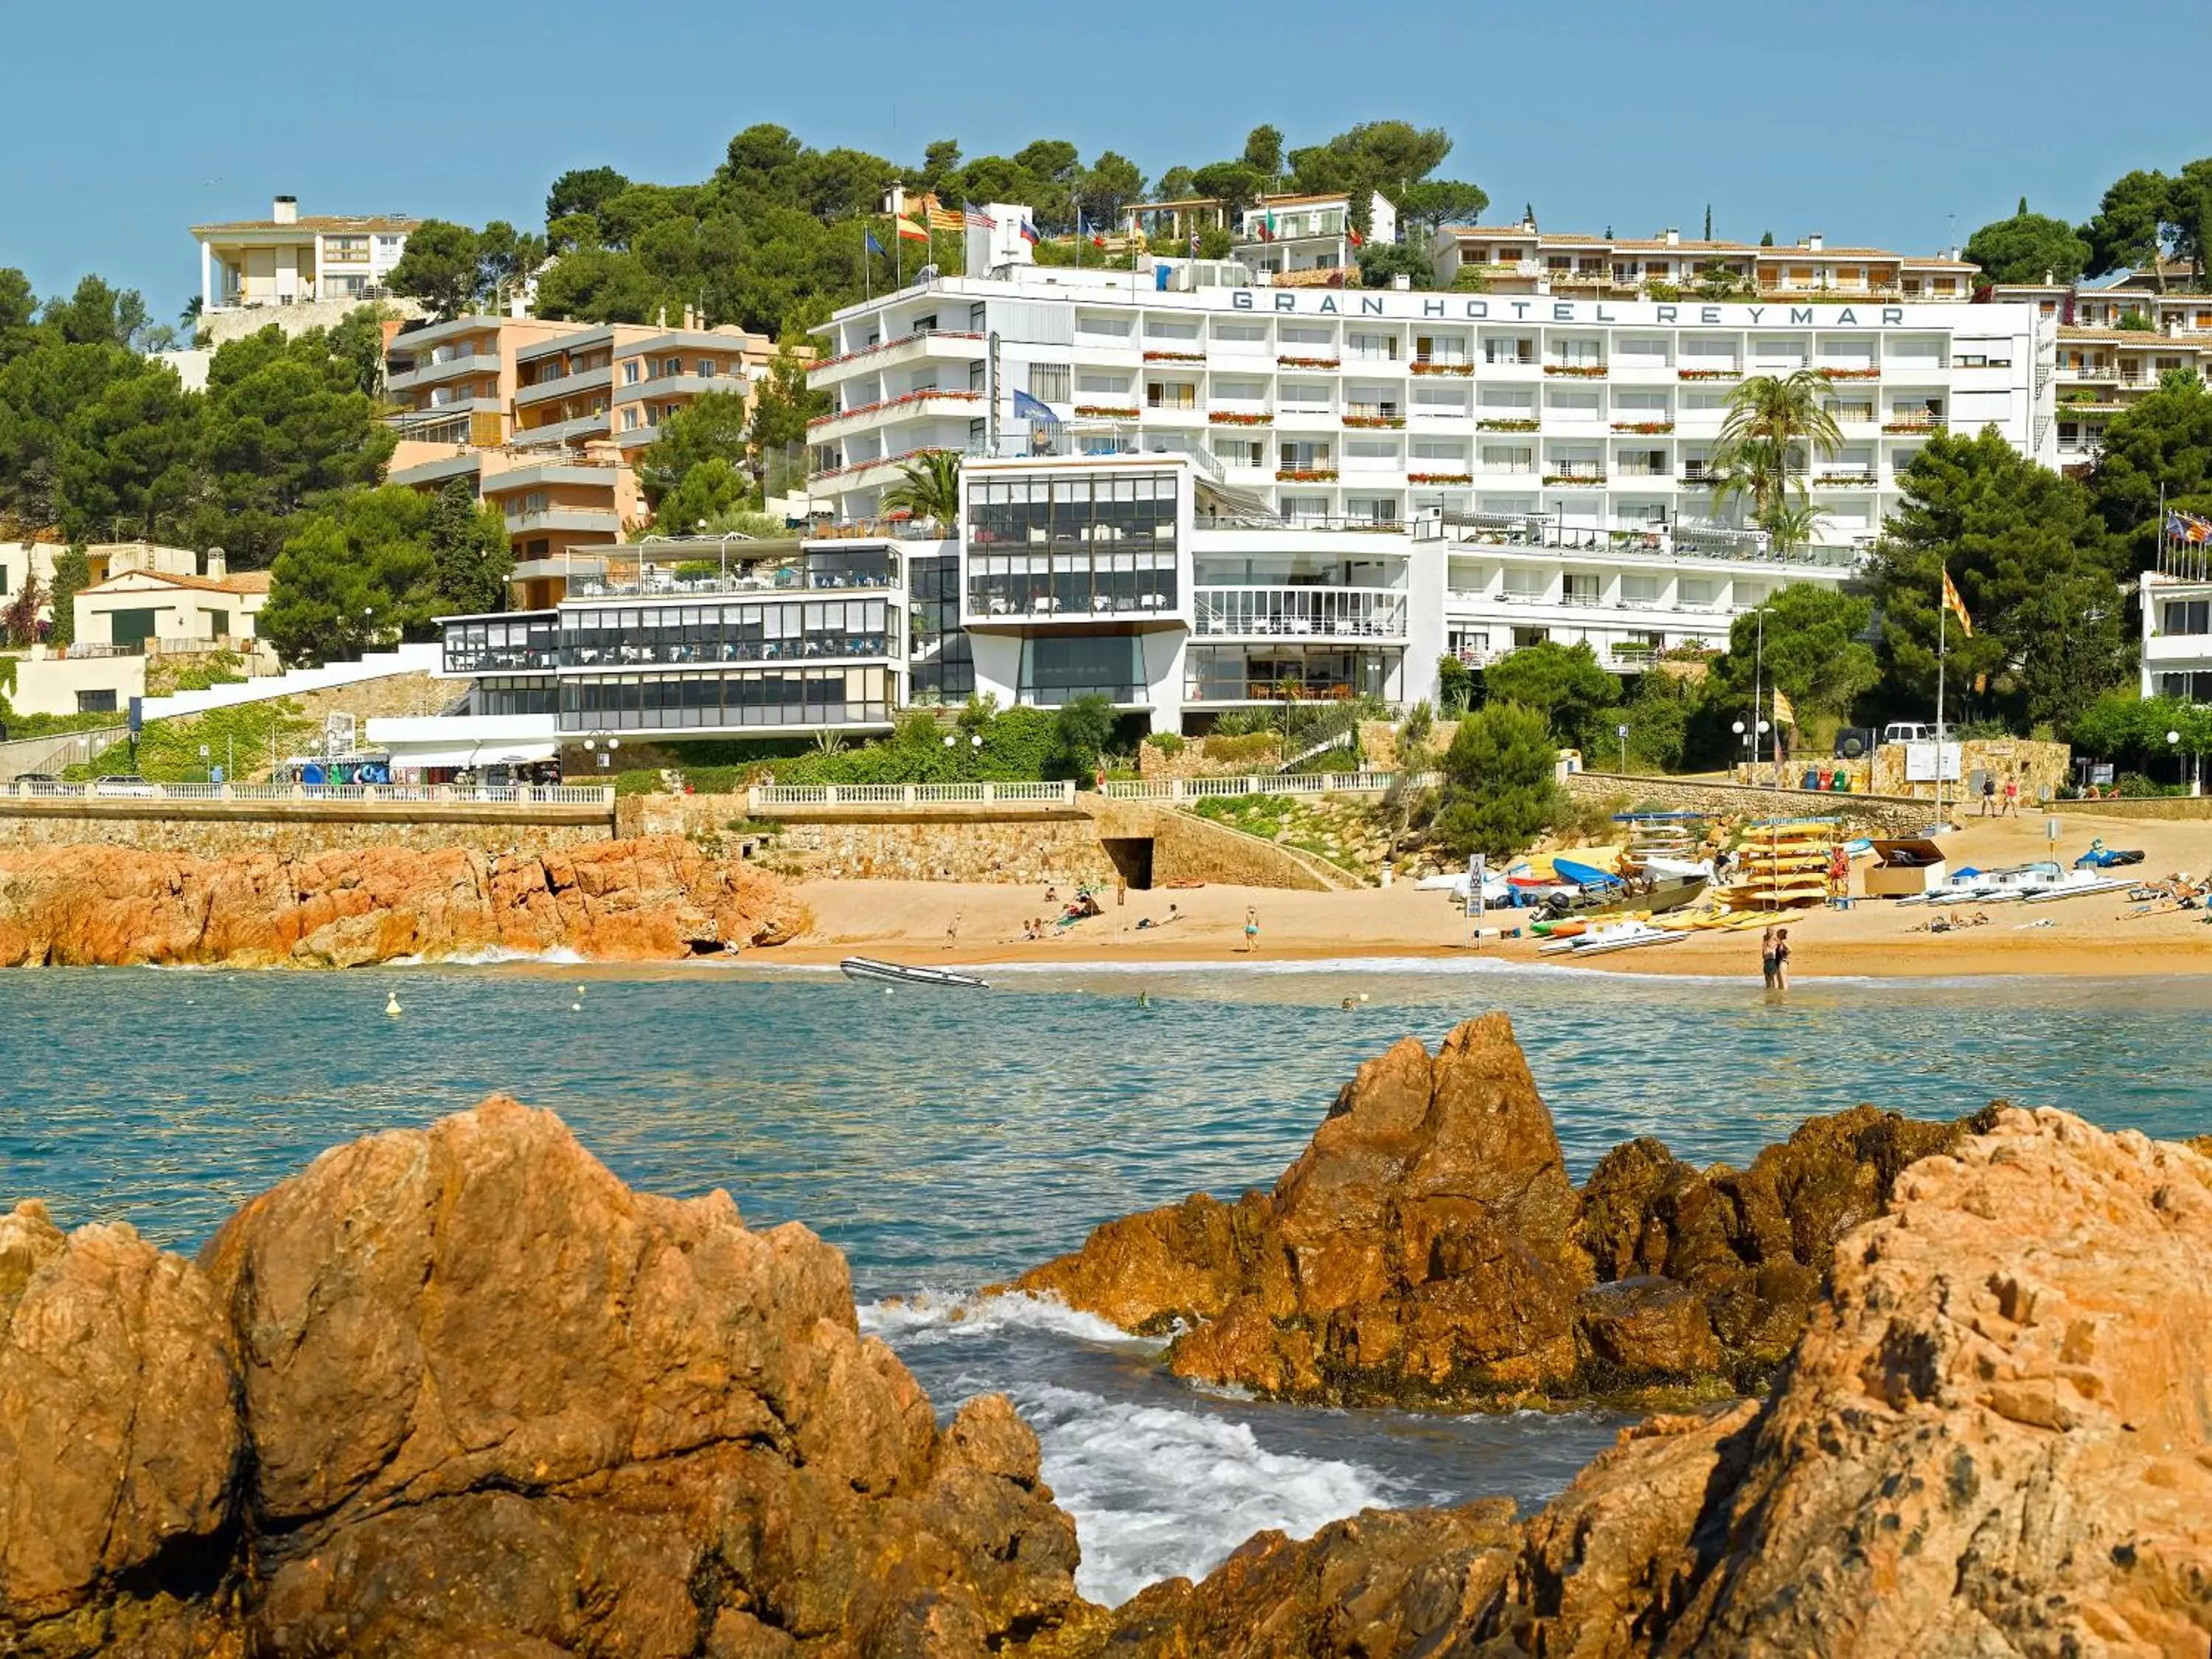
[0,1201,243,1656]
[1068,1110,2212,1657]
[1574,1277,1725,1382]
[1019,1017,1979,1405]
[0,837,807,968]
[1015,1015,1594,1404]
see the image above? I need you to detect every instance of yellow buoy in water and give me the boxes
[385,992,403,1018]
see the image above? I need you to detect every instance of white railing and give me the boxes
[1103,771,1437,801]
[1,782,615,807]
[1192,585,1409,640]
[748,781,1080,809]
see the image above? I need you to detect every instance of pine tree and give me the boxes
[428,479,512,619]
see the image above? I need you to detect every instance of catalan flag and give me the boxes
[1941,567,1972,638]
[925,199,964,234]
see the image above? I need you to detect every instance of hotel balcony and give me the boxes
[1192,586,1408,639]
[807,388,985,445]
[504,506,620,537]
[511,411,612,448]
[387,350,501,394]
[514,364,613,407]
[807,329,987,389]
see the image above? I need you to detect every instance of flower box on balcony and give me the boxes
[1545,364,1609,378]
[1343,414,1405,429]
[1475,418,1540,431]
[1543,474,1607,487]
[1408,472,1472,484]
[1276,355,1340,369]
[1678,475,1719,487]
[1276,468,1339,482]
[1410,361,1474,376]
[1074,405,1140,418]
[1143,349,1205,362]
[1610,421,1675,434]
[1677,368,1741,380]
[1882,421,1941,434]
[1817,366,1882,380]
[1209,411,1273,425]
[1815,473,1879,487]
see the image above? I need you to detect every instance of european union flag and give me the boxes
[865,230,885,256]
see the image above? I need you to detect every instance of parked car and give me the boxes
[1833,727,1874,759]
[91,774,159,797]
[1882,723,1937,745]
[12,772,58,785]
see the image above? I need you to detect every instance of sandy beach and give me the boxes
[785,810,2212,979]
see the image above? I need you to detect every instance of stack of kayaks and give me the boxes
[1723,816,1840,910]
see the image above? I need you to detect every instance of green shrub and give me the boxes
[1144,731,1185,757]
[1430,701,1565,858]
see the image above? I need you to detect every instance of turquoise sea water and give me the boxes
[3,960,2206,1601]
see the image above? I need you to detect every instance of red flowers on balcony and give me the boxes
[1210,411,1273,425]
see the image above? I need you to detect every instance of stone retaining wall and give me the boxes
[2051,795,2212,821]
[1565,772,1935,837]
[0,815,611,858]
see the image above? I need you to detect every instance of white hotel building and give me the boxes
[378,211,2056,764]
[796,208,2055,731]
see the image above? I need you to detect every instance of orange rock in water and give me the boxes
[0,836,807,967]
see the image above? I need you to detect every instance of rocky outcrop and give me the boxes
[1048,1108,2212,1657]
[0,836,807,967]
[2,1099,1082,1655]
[1014,1015,1975,1405]
[0,1201,244,1657]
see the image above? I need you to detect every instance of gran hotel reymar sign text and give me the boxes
[1225,292,1921,327]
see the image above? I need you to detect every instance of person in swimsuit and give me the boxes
[1772,927,1792,990]
[1242,906,1259,953]
[1759,925,1778,990]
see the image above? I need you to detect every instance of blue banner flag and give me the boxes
[865,230,885,256]
[1012,389,1060,424]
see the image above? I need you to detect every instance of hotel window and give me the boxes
[1279,441,1332,471]
[1679,577,1714,606]
[1146,380,1196,409]
[2162,601,2211,636]
[324,235,369,262]
[1562,573,1602,605]
[621,408,641,431]
[1077,372,1127,396]
[1621,574,1661,604]
[1029,364,1071,403]
[1212,438,1264,467]
[377,234,403,250]
[622,361,641,385]
[697,360,717,378]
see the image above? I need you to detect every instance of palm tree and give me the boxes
[1763,502,1830,557]
[1712,369,1842,538]
[880,449,962,526]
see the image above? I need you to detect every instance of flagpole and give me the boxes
[1935,565,1947,824]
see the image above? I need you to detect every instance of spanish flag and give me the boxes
[1941,567,1972,637]
[894,216,929,243]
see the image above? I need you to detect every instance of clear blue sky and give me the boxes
[6,0,2209,318]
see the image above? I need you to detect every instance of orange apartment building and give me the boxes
[1993,268,2212,470]
[384,313,789,605]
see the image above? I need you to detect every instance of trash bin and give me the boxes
[1801,768,1823,790]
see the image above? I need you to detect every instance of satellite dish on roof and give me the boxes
[914,263,940,283]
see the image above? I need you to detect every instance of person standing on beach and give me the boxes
[944,911,961,950]
[1759,925,1778,990]
[1242,906,1259,953]
[2002,773,2021,818]
[1772,927,1792,990]
[1980,774,1997,817]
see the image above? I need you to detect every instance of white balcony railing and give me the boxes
[1192,586,1408,639]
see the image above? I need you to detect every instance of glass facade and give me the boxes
[1017,636,1144,706]
[1183,645,1397,703]
[560,667,891,731]
[967,472,1180,617]
[907,554,973,705]
[443,613,558,674]
[471,676,559,716]
[559,599,891,667]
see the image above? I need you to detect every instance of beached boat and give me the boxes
[1534,872,1708,922]
[1540,918,1688,957]
[839,957,991,990]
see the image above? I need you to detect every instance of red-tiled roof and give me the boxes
[86,569,271,595]
[190,215,417,235]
